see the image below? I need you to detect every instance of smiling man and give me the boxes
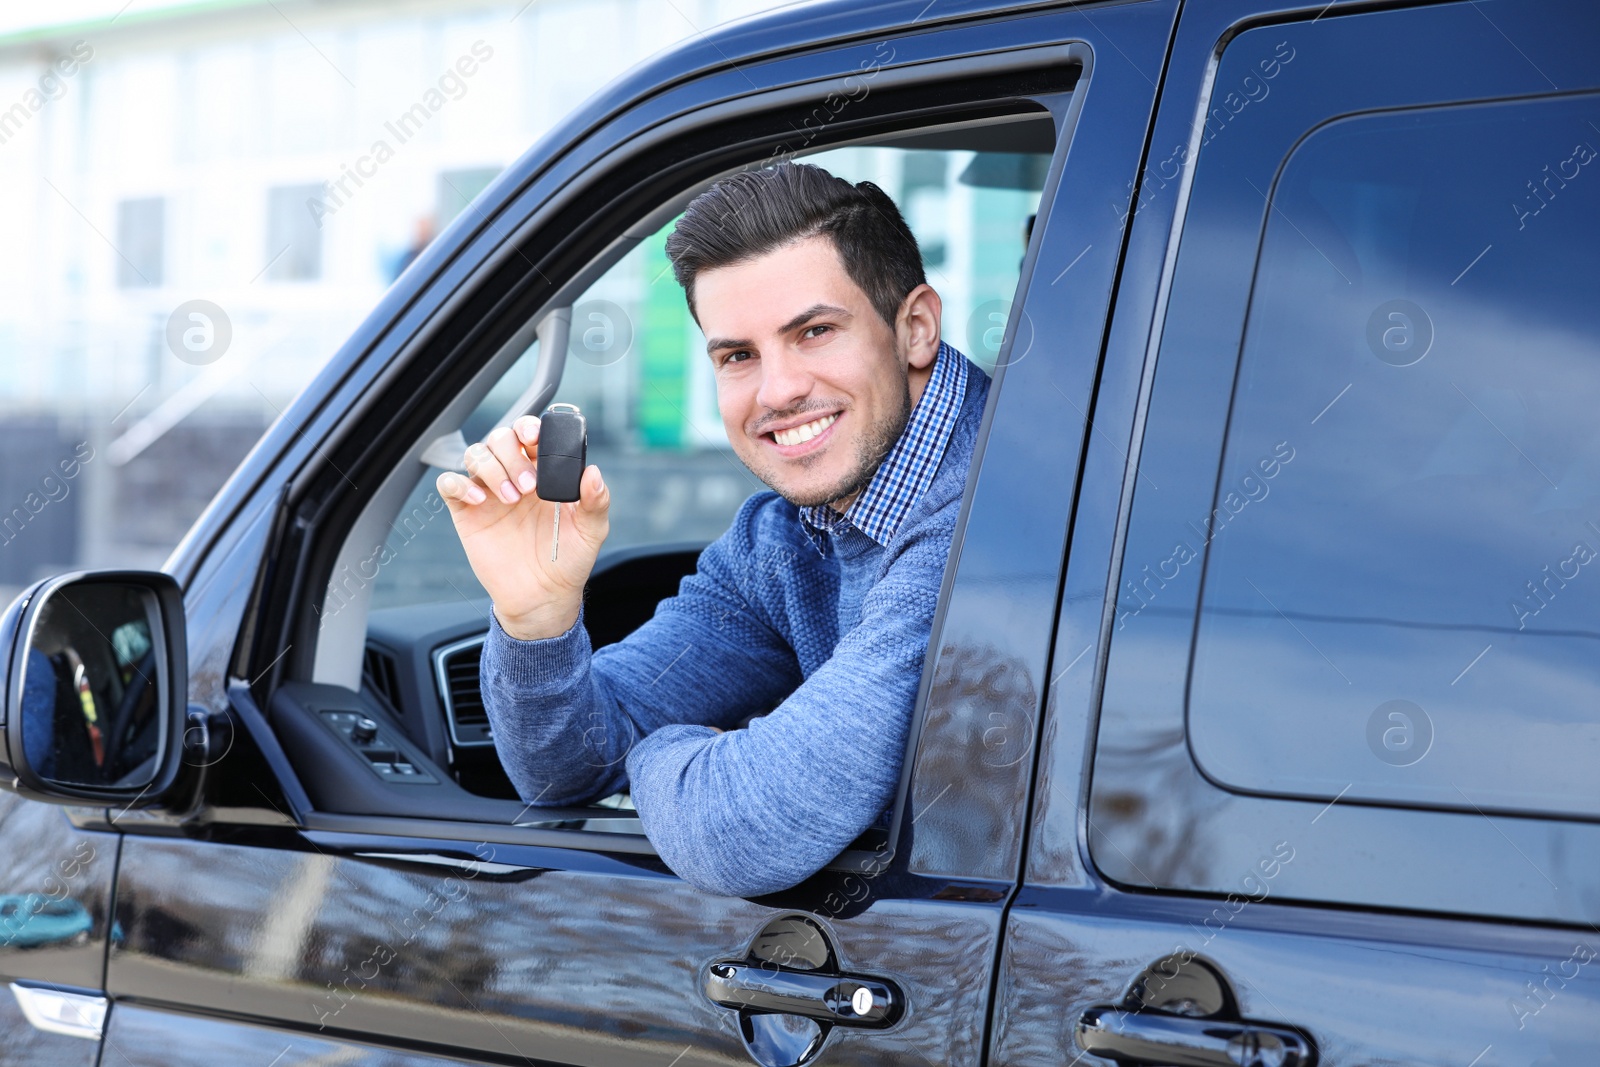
[438,161,992,897]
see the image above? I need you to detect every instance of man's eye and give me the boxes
[724,350,752,365]
[802,324,831,340]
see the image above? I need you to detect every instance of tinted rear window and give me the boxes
[1186,93,1600,819]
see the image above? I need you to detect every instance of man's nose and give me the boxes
[754,345,814,414]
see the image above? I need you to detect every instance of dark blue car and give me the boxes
[1,0,1597,1064]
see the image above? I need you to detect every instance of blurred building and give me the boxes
[0,0,780,598]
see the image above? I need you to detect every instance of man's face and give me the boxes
[695,234,933,512]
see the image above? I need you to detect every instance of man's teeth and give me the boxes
[772,413,838,446]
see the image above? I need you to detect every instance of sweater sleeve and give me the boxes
[624,508,954,898]
[478,496,806,808]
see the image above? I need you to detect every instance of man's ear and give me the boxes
[896,283,942,371]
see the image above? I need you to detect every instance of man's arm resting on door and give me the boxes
[478,495,805,807]
[624,512,954,898]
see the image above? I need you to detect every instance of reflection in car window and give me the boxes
[1183,94,1600,818]
[370,143,1047,610]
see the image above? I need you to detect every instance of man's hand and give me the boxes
[436,415,610,641]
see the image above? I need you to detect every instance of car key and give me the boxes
[535,402,586,562]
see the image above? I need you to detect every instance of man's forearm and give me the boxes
[624,702,909,898]
[478,506,805,808]
[623,565,940,895]
[617,488,957,898]
[479,604,636,805]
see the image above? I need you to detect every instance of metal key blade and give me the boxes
[551,504,559,562]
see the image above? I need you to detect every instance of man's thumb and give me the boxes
[578,464,608,514]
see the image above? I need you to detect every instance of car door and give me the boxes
[991,1,1600,1065]
[97,2,1177,1064]
[0,795,118,1066]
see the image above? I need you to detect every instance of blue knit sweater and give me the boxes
[480,353,991,897]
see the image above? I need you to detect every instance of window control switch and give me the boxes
[317,710,437,784]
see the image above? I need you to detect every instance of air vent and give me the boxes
[362,645,402,711]
[433,636,492,746]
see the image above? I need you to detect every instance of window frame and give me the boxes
[228,37,1086,880]
[1084,2,1600,929]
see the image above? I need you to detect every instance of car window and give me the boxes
[1186,94,1600,820]
[1085,6,1600,927]
[329,126,1054,809]
[368,143,1048,612]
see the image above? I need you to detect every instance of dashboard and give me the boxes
[266,542,707,826]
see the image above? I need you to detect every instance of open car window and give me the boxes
[259,88,1065,864]
[364,138,1050,614]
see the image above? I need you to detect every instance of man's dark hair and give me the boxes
[664,161,927,330]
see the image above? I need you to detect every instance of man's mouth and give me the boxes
[765,412,839,454]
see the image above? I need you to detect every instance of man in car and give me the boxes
[437,161,993,897]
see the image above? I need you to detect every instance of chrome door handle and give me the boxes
[705,960,901,1028]
[1076,1005,1315,1067]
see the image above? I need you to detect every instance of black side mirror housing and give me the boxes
[1,570,187,808]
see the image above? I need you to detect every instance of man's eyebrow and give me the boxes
[777,303,850,336]
[704,304,851,356]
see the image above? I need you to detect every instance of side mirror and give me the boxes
[1,571,186,807]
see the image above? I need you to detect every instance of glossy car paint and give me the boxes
[0,794,116,1067]
[992,1,1600,1064]
[104,1002,481,1065]
[0,802,114,986]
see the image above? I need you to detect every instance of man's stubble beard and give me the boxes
[747,362,912,511]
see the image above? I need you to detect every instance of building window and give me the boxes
[116,197,164,288]
[266,184,323,281]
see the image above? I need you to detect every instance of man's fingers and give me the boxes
[464,441,519,504]
[437,470,487,507]
[484,426,537,496]
[513,414,540,446]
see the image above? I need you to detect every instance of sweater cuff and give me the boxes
[484,602,590,690]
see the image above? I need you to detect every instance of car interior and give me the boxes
[256,103,1061,855]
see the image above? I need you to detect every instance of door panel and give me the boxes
[996,1,1600,1065]
[110,834,1002,1065]
[994,897,1600,1066]
[104,1002,482,1066]
[0,799,115,991]
[0,995,101,1067]
[0,795,117,1067]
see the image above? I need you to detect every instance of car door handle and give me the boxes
[704,961,901,1028]
[1076,1005,1315,1067]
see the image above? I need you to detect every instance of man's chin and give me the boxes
[765,471,865,511]
[777,490,840,510]
[767,482,835,509]
[735,443,872,510]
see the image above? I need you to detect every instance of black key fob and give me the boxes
[536,403,586,503]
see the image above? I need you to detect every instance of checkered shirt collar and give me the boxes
[797,339,970,553]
